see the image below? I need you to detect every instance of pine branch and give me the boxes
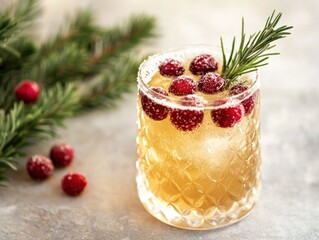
[86,15,156,75]
[37,11,100,58]
[2,0,40,31]
[0,37,36,111]
[0,17,18,43]
[0,78,17,112]
[78,55,140,110]
[0,1,157,185]
[220,11,293,88]
[0,83,79,182]
[12,0,40,27]
[0,0,40,56]
[25,14,155,86]
[0,37,36,79]
[27,43,89,85]
[0,11,156,114]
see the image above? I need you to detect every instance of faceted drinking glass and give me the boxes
[136,45,260,230]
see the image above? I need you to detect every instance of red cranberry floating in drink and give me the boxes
[159,59,185,77]
[211,103,244,128]
[140,87,169,121]
[197,72,225,94]
[230,84,257,115]
[170,95,204,131]
[168,76,196,96]
[189,54,218,75]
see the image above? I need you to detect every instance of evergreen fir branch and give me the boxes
[0,13,156,114]
[0,16,18,43]
[220,11,293,87]
[25,13,155,86]
[0,37,36,79]
[0,83,79,182]
[0,0,40,42]
[0,78,17,112]
[86,15,156,75]
[0,37,36,112]
[0,1,157,184]
[27,43,89,85]
[0,44,20,58]
[37,11,100,58]
[0,0,39,66]
[79,55,140,110]
[10,0,40,28]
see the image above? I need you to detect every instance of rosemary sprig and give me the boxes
[220,11,293,88]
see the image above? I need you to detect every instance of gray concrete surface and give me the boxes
[0,0,319,239]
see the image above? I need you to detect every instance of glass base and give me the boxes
[137,173,260,230]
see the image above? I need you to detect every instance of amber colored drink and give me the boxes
[136,46,260,230]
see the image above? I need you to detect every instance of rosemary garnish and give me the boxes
[220,11,293,88]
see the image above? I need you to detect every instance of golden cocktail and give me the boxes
[137,46,260,230]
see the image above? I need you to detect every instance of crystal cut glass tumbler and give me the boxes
[136,45,261,230]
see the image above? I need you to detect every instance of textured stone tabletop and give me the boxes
[1,0,319,239]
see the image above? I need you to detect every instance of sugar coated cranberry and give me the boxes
[61,172,88,196]
[168,76,196,96]
[230,84,257,115]
[15,80,40,104]
[211,104,243,128]
[159,59,185,77]
[141,87,169,121]
[27,155,54,180]
[197,72,225,94]
[50,143,75,168]
[189,54,218,75]
[170,95,204,131]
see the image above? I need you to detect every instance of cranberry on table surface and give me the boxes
[159,59,185,77]
[230,84,257,115]
[50,143,75,168]
[61,172,88,196]
[26,155,54,180]
[141,87,169,121]
[14,80,40,104]
[211,104,243,128]
[168,76,196,96]
[197,72,225,94]
[189,54,218,75]
[170,95,204,132]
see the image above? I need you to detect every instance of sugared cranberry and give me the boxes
[189,54,218,75]
[197,72,225,94]
[170,95,204,131]
[27,155,54,180]
[50,143,74,168]
[61,172,88,196]
[211,104,243,128]
[230,85,257,115]
[141,87,169,121]
[168,76,196,96]
[159,59,185,77]
[15,80,40,104]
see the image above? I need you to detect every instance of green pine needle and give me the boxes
[220,11,293,88]
[0,0,40,53]
[79,55,140,110]
[0,1,156,185]
[0,83,79,182]
[86,15,156,75]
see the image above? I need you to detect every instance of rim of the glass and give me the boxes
[137,44,259,109]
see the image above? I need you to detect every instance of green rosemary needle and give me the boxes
[220,11,293,88]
